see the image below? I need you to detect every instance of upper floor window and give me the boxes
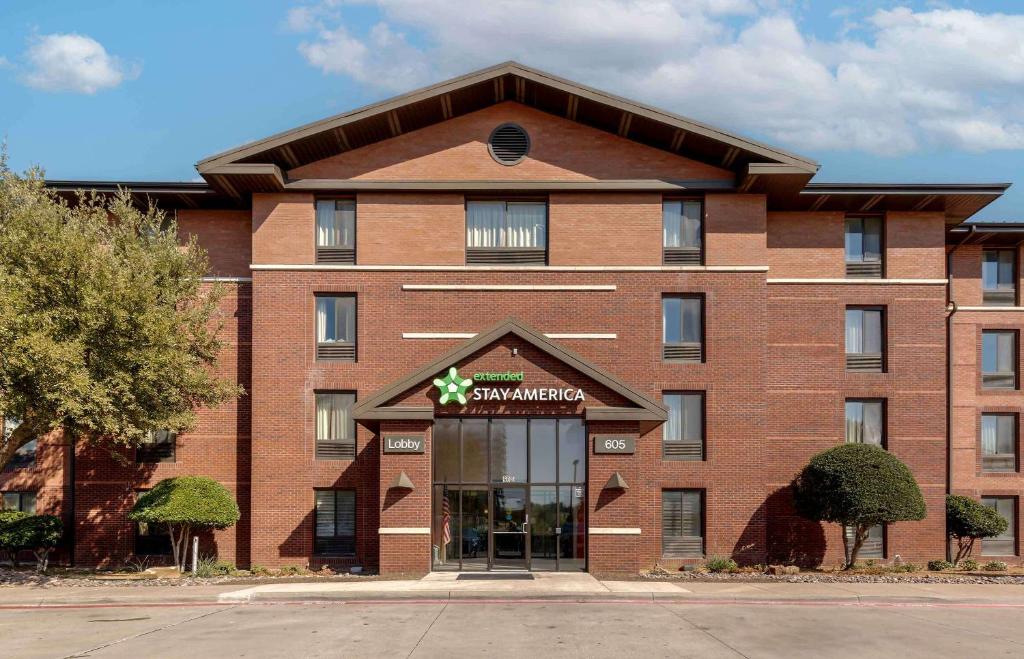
[466,200,547,265]
[663,199,703,265]
[662,295,703,362]
[315,392,356,460]
[982,330,1017,389]
[983,249,1016,306]
[136,430,176,464]
[2,417,35,471]
[315,295,356,361]
[845,306,885,372]
[315,489,356,556]
[315,199,356,264]
[844,216,883,278]
[981,413,1017,472]
[845,399,885,447]
[1,491,36,514]
[663,392,704,460]
[981,496,1017,556]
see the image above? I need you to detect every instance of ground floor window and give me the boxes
[982,496,1017,556]
[133,491,171,556]
[662,489,703,558]
[845,524,884,559]
[315,489,356,556]
[1,491,36,514]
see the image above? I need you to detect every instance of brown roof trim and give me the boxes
[196,61,818,174]
[351,317,667,422]
[284,178,734,192]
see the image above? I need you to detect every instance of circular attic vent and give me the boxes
[488,123,530,165]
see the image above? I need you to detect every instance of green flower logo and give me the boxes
[433,367,473,405]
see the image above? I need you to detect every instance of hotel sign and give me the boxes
[383,435,425,454]
[433,367,585,405]
[593,435,636,454]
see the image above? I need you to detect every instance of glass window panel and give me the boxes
[314,491,336,537]
[983,331,1016,374]
[681,201,703,248]
[863,309,882,353]
[663,201,682,248]
[462,419,488,483]
[315,393,355,440]
[490,419,527,484]
[558,419,586,483]
[983,250,1016,291]
[315,296,355,343]
[862,217,882,261]
[981,497,1016,554]
[846,400,883,446]
[982,414,1015,455]
[507,202,546,248]
[433,419,460,484]
[466,201,505,248]
[680,394,703,442]
[663,297,681,343]
[845,309,863,353]
[529,419,557,483]
[664,394,682,442]
[681,298,701,343]
[316,200,355,248]
[2,493,19,511]
[844,218,863,261]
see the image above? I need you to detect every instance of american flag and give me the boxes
[441,492,452,545]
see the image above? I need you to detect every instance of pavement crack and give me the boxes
[62,606,233,658]
[406,597,449,659]
[657,602,751,659]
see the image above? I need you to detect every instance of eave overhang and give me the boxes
[44,180,242,210]
[947,222,1024,247]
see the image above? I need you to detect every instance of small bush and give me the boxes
[704,556,738,573]
[894,563,921,573]
[278,565,306,576]
[0,515,62,572]
[983,561,1008,572]
[250,565,271,576]
[927,560,953,571]
[959,558,979,571]
[193,556,235,578]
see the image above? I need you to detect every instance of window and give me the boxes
[844,216,883,277]
[1,491,36,514]
[845,399,885,447]
[136,430,176,463]
[314,489,356,556]
[662,490,703,558]
[2,417,35,470]
[315,392,356,460]
[982,330,1017,389]
[845,524,884,559]
[662,295,703,362]
[983,250,1016,306]
[315,295,356,361]
[663,200,703,264]
[466,200,547,264]
[663,393,704,460]
[981,496,1017,556]
[845,307,884,371]
[134,491,172,556]
[981,414,1017,472]
[315,199,356,264]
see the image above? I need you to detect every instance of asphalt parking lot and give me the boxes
[4,598,1024,658]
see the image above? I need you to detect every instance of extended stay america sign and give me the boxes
[433,367,585,406]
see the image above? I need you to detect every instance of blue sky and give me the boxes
[2,0,1023,220]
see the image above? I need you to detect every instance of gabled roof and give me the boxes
[352,317,667,424]
[197,61,819,181]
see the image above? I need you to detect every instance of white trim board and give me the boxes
[767,278,947,285]
[403,332,616,340]
[588,528,642,535]
[378,527,431,535]
[202,276,253,283]
[252,264,768,273]
[956,306,1024,312]
[402,284,616,291]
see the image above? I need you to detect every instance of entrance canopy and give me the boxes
[352,318,666,426]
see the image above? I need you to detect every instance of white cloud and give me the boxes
[288,2,1024,155]
[22,33,138,94]
[0,56,11,69]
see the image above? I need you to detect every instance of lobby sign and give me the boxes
[593,435,636,454]
[433,367,585,405]
[383,435,425,454]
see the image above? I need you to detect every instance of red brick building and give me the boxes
[5,62,1020,574]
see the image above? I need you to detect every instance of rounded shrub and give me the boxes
[704,556,738,573]
[946,495,1008,565]
[0,515,62,572]
[0,510,31,567]
[927,560,953,571]
[959,558,980,571]
[983,561,1008,572]
[793,443,925,568]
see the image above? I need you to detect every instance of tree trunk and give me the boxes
[841,526,852,568]
[170,524,192,572]
[34,548,50,573]
[954,537,975,565]
[843,524,869,570]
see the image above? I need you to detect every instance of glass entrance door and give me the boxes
[491,487,528,570]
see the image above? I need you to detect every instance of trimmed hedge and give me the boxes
[946,495,1008,564]
[0,514,62,571]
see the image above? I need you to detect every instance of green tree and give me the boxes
[0,510,29,567]
[0,515,62,572]
[793,443,926,569]
[0,153,241,469]
[946,495,1008,565]
[128,476,240,571]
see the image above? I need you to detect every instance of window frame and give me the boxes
[980,496,1018,557]
[981,329,1018,390]
[661,489,704,559]
[844,215,884,278]
[314,391,357,460]
[982,249,1017,306]
[314,198,357,265]
[662,197,704,265]
[1,491,36,514]
[844,398,887,448]
[845,305,886,372]
[661,294,705,363]
[662,391,706,461]
[314,293,357,362]
[980,413,1018,473]
[313,488,357,557]
[133,490,172,557]
[464,198,548,265]
[136,430,176,464]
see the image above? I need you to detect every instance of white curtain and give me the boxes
[317,393,354,440]
[846,401,883,445]
[316,200,355,248]
[316,297,354,343]
[663,201,682,248]
[507,203,546,248]
[846,309,880,353]
[664,394,701,443]
[467,201,505,247]
[845,309,863,353]
[982,415,998,455]
[664,394,681,442]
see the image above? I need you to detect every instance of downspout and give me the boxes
[945,225,974,562]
